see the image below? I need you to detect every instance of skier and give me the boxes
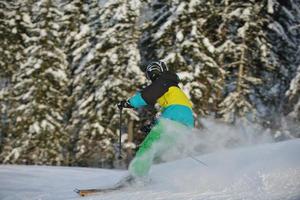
[117,60,194,178]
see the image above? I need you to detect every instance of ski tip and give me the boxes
[74,189,88,197]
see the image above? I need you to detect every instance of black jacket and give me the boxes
[141,72,179,105]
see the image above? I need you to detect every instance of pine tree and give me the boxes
[0,1,25,75]
[266,0,300,126]
[287,66,300,121]
[60,0,91,69]
[0,1,27,154]
[59,0,95,164]
[67,0,145,167]
[0,0,12,154]
[140,0,225,116]
[1,0,70,165]
[216,1,273,123]
[281,61,300,139]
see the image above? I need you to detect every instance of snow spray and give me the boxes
[155,117,275,163]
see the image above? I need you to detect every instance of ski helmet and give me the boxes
[145,61,169,81]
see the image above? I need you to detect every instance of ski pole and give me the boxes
[118,107,123,159]
[188,154,208,167]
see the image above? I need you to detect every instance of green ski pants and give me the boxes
[128,120,175,177]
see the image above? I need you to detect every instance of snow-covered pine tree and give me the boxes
[0,0,12,154]
[67,0,145,167]
[215,1,275,123]
[0,1,23,76]
[60,0,91,70]
[266,0,300,126]
[284,65,300,135]
[1,0,70,165]
[140,0,225,116]
[0,1,27,154]
[59,0,95,164]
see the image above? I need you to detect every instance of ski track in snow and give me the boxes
[1,139,300,200]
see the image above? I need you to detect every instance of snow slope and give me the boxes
[0,139,300,200]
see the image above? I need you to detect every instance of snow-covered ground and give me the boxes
[0,139,300,200]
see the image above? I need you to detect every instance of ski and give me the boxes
[74,175,133,197]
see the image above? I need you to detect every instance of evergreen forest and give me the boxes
[0,0,300,168]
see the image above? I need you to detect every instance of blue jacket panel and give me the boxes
[129,92,194,128]
[161,105,194,127]
[129,92,147,108]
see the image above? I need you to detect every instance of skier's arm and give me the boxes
[128,92,148,108]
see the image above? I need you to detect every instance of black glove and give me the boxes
[140,124,152,134]
[117,100,133,109]
[140,119,157,134]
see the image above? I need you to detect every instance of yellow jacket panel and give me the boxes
[157,86,193,109]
